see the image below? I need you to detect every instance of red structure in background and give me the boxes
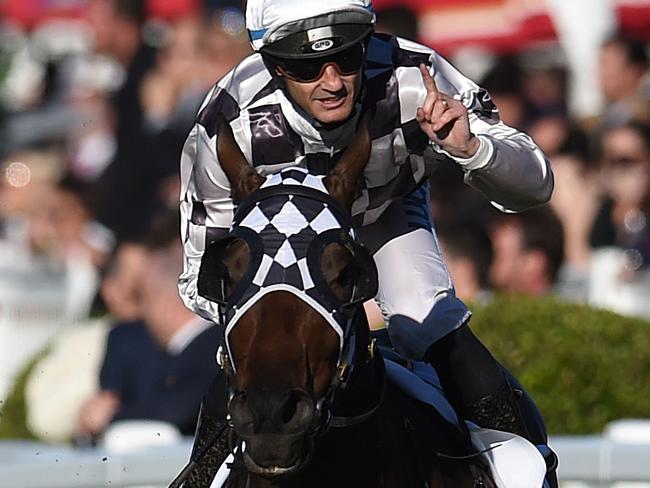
[1,0,649,55]
[0,0,200,30]
[1,0,85,30]
[373,0,650,55]
[618,2,650,41]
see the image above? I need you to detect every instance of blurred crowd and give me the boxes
[0,0,649,446]
[0,0,247,444]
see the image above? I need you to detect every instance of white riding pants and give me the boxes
[356,184,470,360]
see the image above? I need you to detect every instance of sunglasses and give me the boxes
[271,43,365,83]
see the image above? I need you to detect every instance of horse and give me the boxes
[194,113,496,488]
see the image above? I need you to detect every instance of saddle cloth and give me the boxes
[382,348,547,488]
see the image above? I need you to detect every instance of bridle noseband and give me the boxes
[215,310,384,436]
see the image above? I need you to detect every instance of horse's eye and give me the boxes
[198,237,250,304]
[321,242,356,303]
[336,263,357,288]
[223,239,250,286]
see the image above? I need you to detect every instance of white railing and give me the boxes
[2,421,650,488]
[553,420,650,487]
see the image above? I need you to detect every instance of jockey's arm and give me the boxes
[178,98,235,322]
[424,48,553,213]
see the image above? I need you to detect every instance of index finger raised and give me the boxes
[419,63,438,96]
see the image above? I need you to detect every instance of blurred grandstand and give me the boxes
[0,1,649,485]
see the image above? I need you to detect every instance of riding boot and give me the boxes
[423,323,559,486]
[182,404,233,488]
[465,385,559,488]
[505,372,559,488]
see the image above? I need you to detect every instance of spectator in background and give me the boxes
[527,113,571,159]
[85,0,162,241]
[24,239,146,444]
[549,129,600,303]
[198,8,252,86]
[522,63,567,126]
[39,173,112,317]
[0,155,108,320]
[139,8,251,209]
[489,206,565,296]
[0,149,64,253]
[480,56,526,129]
[98,241,148,321]
[523,63,570,158]
[375,6,418,40]
[599,34,650,127]
[78,211,221,438]
[590,122,650,256]
[438,221,494,304]
[587,122,650,319]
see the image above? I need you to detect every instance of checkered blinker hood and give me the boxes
[197,168,378,368]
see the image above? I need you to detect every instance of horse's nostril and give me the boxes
[281,393,298,424]
[277,389,314,433]
[280,390,302,424]
[231,388,314,436]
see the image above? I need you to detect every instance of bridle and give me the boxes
[215,300,384,437]
[198,173,383,436]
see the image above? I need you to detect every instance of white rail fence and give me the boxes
[2,421,650,488]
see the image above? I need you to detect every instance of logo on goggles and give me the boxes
[311,39,335,52]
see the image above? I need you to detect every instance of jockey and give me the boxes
[178,0,558,485]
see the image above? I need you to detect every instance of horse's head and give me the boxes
[197,114,377,477]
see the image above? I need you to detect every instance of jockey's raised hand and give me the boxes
[416,63,480,159]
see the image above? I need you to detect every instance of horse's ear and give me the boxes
[324,113,371,212]
[216,114,265,204]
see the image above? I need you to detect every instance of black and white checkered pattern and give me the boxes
[184,34,508,236]
[223,168,352,351]
[187,35,448,231]
[180,33,550,324]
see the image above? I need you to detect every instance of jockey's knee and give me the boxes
[386,292,470,360]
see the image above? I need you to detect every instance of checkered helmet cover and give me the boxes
[199,167,377,366]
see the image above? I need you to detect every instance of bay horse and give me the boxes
[195,114,495,488]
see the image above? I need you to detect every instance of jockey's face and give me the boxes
[279,64,362,125]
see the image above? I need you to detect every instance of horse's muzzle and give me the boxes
[243,436,313,478]
[229,388,316,477]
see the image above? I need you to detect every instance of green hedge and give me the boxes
[1,296,649,438]
[470,294,650,434]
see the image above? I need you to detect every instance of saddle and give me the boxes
[373,329,548,488]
